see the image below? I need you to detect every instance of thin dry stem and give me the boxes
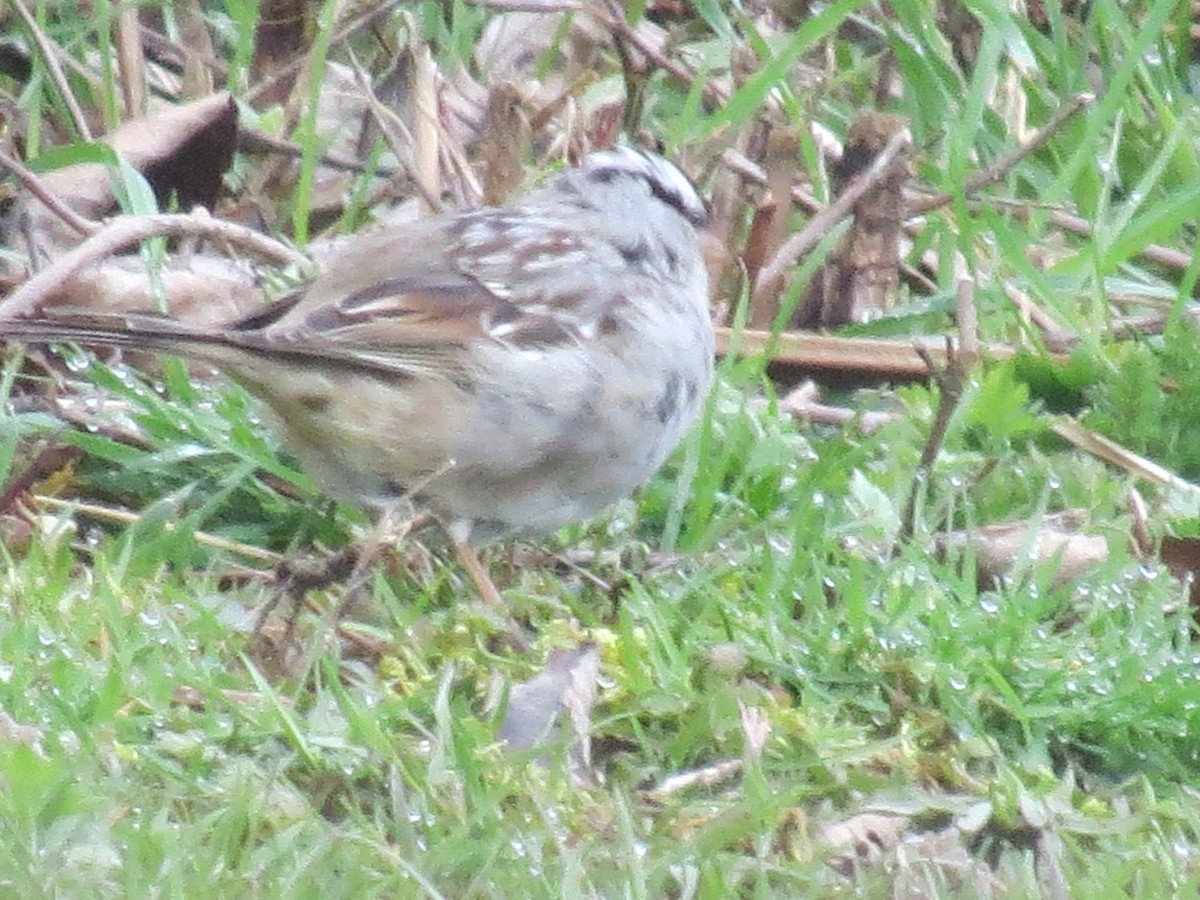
[245,0,409,105]
[751,128,912,307]
[908,93,1094,215]
[12,0,94,140]
[0,213,309,318]
[1002,282,1076,351]
[0,149,98,237]
[33,494,283,563]
[896,276,979,546]
[714,327,1050,379]
[643,759,744,804]
[114,5,147,118]
[1051,420,1200,497]
[596,0,729,105]
[346,49,443,212]
[781,383,898,434]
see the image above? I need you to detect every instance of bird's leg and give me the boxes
[447,524,531,653]
[256,502,419,639]
[451,537,507,608]
[332,503,424,621]
[259,545,359,638]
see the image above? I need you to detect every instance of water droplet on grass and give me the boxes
[63,350,91,373]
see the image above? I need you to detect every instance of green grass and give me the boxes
[4,1,1200,896]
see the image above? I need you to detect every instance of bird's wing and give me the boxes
[255,207,617,368]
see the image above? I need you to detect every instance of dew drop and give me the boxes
[63,350,91,373]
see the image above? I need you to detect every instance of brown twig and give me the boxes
[1002,282,1076,352]
[11,0,94,140]
[0,212,309,318]
[781,382,898,435]
[465,0,582,9]
[0,149,98,237]
[114,4,147,118]
[714,327,1056,379]
[245,0,409,105]
[956,200,1193,274]
[1045,207,1192,272]
[720,147,822,215]
[345,48,443,213]
[32,496,386,660]
[1051,420,1200,497]
[908,93,1094,215]
[596,0,729,106]
[722,145,936,297]
[896,278,979,544]
[0,438,81,516]
[33,494,285,563]
[751,128,912,308]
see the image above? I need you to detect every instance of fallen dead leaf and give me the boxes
[0,709,46,758]
[821,811,912,876]
[892,824,1003,898]
[498,641,601,787]
[939,513,1108,589]
[1159,534,1200,610]
[23,92,237,251]
[642,758,744,805]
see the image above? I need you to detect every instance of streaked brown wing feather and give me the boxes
[256,211,595,355]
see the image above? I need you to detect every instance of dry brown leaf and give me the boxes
[39,255,262,325]
[12,92,237,262]
[939,513,1108,589]
[892,825,1003,899]
[250,0,308,105]
[797,112,910,328]
[1159,534,1200,610]
[821,811,911,876]
[0,709,46,758]
[478,83,531,205]
[498,641,601,787]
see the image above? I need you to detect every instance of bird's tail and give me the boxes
[2,307,420,384]
[1,311,246,367]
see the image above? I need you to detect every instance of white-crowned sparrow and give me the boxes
[3,148,714,605]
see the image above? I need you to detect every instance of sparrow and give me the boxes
[2,147,715,611]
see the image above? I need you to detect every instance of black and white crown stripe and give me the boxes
[580,147,709,228]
